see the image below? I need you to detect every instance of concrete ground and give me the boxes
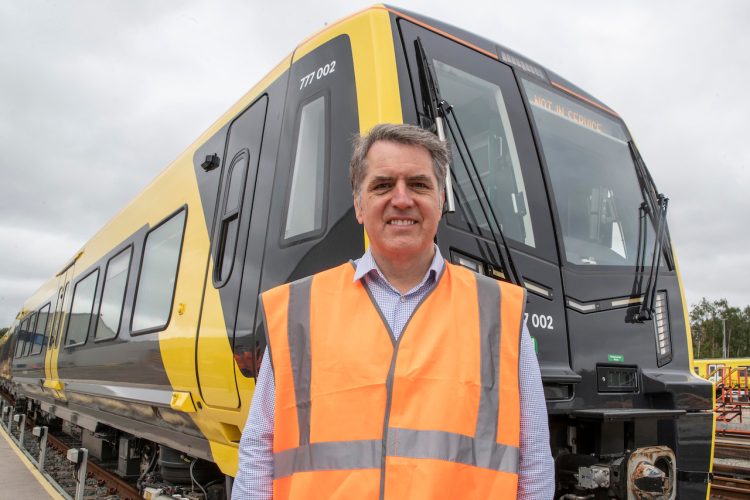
[0,424,61,500]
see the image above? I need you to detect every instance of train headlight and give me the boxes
[653,292,672,366]
[450,250,483,274]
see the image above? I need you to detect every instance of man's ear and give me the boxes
[354,193,364,224]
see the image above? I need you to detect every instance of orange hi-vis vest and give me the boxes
[261,261,525,499]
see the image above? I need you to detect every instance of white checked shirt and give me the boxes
[232,247,555,499]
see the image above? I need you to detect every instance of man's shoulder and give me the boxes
[262,262,357,298]
[445,262,526,296]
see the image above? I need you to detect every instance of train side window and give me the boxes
[64,269,100,347]
[131,209,187,334]
[30,304,50,355]
[215,150,249,284]
[95,247,132,340]
[283,94,328,241]
[49,283,68,347]
[15,318,29,358]
[22,312,38,356]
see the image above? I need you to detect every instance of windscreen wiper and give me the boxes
[414,38,455,213]
[629,141,670,321]
[414,38,523,287]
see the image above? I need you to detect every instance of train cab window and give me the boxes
[283,95,327,241]
[95,247,132,340]
[215,150,249,284]
[15,318,29,358]
[521,78,666,268]
[434,60,536,248]
[132,209,186,334]
[65,269,100,347]
[30,304,50,355]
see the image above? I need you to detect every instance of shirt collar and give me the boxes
[353,245,445,286]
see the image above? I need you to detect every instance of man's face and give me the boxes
[354,140,444,264]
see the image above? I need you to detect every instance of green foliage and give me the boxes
[0,327,8,339]
[690,298,750,359]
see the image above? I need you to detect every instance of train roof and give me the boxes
[383,4,618,117]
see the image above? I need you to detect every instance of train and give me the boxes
[693,357,750,389]
[0,5,714,499]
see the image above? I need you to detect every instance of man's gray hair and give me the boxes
[349,123,450,196]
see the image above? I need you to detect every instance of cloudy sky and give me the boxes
[1,0,748,328]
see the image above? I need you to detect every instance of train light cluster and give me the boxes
[653,292,672,366]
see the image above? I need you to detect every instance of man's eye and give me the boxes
[372,183,391,191]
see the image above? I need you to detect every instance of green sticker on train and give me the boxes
[608,354,625,362]
[531,336,538,354]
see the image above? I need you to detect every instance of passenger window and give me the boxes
[283,95,327,240]
[30,304,50,355]
[22,313,37,356]
[15,319,29,358]
[65,270,100,347]
[51,282,69,348]
[215,151,249,284]
[95,247,132,340]
[132,210,186,333]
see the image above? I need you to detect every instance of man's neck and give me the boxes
[371,248,435,294]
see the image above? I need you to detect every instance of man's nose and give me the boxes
[390,181,414,208]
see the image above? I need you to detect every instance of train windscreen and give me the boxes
[433,60,536,249]
[521,78,658,267]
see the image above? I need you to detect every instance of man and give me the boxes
[233,123,554,499]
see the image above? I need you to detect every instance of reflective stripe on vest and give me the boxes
[262,262,523,497]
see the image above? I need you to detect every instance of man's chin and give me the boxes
[375,242,433,261]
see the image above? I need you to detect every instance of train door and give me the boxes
[398,22,577,392]
[44,263,75,395]
[197,96,268,409]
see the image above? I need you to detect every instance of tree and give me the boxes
[0,327,8,340]
[690,298,750,359]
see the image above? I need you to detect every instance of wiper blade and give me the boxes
[637,194,668,320]
[414,38,523,287]
[628,141,670,321]
[414,38,456,214]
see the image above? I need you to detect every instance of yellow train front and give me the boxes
[1,5,714,498]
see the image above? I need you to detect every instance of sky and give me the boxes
[0,0,748,328]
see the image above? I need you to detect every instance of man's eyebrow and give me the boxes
[366,174,434,186]
[407,174,433,183]
[368,175,394,185]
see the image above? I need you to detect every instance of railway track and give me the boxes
[44,431,143,500]
[712,474,750,499]
[715,430,750,461]
[712,430,750,499]
[1,397,143,500]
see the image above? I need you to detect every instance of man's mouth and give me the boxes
[388,219,416,226]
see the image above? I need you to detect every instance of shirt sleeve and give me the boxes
[232,348,274,500]
[517,324,555,499]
